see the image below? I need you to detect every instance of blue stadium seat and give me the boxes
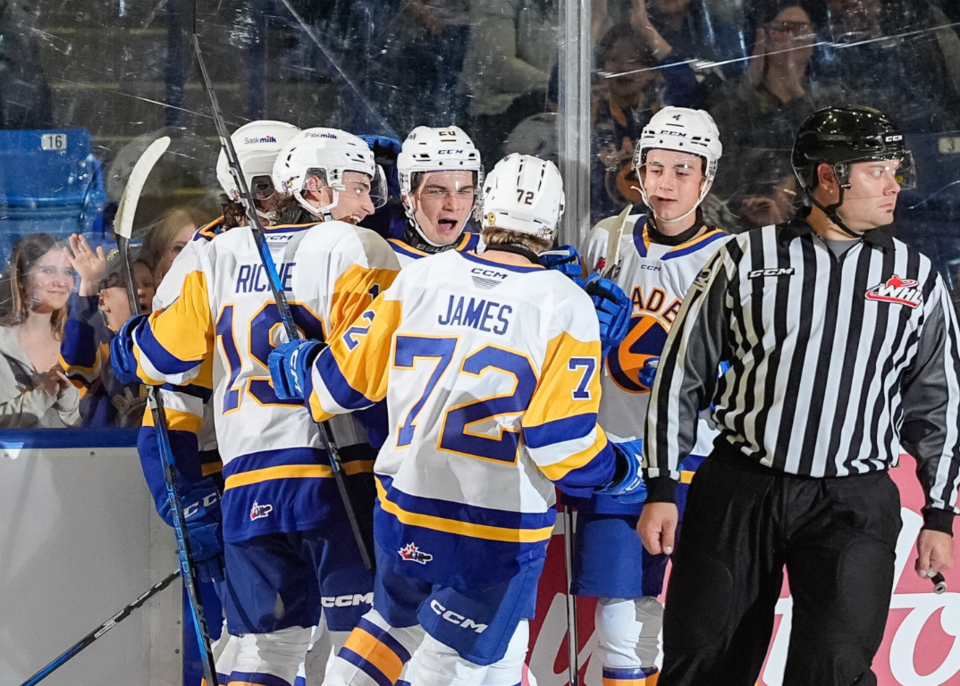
[0,129,106,265]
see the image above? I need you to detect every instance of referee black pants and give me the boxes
[659,448,902,686]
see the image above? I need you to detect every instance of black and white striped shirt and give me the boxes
[644,216,960,532]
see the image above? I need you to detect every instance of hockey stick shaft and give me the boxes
[191,35,373,571]
[118,235,221,686]
[18,570,180,686]
[562,506,580,686]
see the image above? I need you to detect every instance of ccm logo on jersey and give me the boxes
[865,275,922,308]
[471,268,508,280]
[322,592,373,608]
[399,543,433,564]
[748,268,795,279]
[250,501,273,521]
[429,600,488,633]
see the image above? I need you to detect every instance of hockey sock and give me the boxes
[324,610,423,686]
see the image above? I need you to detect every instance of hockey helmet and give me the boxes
[216,120,300,203]
[481,154,565,241]
[792,106,916,192]
[397,126,483,196]
[633,107,722,223]
[272,127,387,219]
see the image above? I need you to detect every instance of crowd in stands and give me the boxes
[1,0,959,428]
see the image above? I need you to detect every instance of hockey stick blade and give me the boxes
[190,32,374,571]
[19,570,180,686]
[115,136,171,241]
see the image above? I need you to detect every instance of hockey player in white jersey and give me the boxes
[267,153,645,686]
[115,119,300,685]
[546,107,729,686]
[112,128,400,686]
[389,126,483,266]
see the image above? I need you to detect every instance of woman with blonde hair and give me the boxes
[0,233,80,428]
[138,206,210,284]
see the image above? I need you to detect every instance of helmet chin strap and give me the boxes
[636,177,711,225]
[809,187,864,238]
[402,194,465,251]
[295,188,338,223]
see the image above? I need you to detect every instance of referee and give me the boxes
[638,106,960,686]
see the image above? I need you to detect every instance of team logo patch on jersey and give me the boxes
[865,275,922,308]
[250,501,273,521]
[398,543,433,564]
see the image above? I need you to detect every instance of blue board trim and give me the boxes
[0,428,139,449]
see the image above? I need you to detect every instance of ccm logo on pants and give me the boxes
[430,600,488,633]
[321,593,374,608]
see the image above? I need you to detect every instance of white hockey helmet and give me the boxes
[396,126,483,196]
[633,107,722,223]
[481,154,565,241]
[216,120,300,202]
[272,127,387,220]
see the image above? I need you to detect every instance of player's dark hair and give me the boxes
[219,195,248,229]
[0,232,68,338]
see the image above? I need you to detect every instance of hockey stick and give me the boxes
[114,135,221,686]
[561,505,580,686]
[592,203,632,278]
[18,570,180,686]
[190,35,374,571]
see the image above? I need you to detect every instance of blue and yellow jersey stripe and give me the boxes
[632,219,726,261]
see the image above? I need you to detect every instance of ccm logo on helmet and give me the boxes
[321,593,374,608]
[429,600,488,633]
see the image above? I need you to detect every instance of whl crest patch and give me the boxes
[865,275,922,309]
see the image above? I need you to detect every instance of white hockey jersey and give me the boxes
[585,214,730,457]
[131,220,400,542]
[307,249,618,588]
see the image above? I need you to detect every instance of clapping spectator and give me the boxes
[0,234,79,428]
[59,234,153,427]
[591,11,700,220]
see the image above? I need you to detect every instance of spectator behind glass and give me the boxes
[458,0,558,161]
[708,3,845,197]
[138,207,210,285]
[0,234,79,428]
[643,0,748,90]
[814,0,960,132]
[730,151,799,232]
[59,235,153,427]
[591,16,700,221]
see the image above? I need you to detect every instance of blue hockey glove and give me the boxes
[268,339,324,401]
[540,245,587,283]
[110,314,147,384]
[158,477,223,562]
[639,356,660,390]
[596,439,647,504]
[359,135,403,161]
[583,274,631,357]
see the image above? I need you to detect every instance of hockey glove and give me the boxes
[639,357,659,390]
[595,439,647,504]
[158,477,223,562]
[269,339,324,401]
[541,245,587,283]
[110,315,147,384]
[584,274,631,357]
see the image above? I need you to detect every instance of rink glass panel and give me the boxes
[0,0,959,683]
